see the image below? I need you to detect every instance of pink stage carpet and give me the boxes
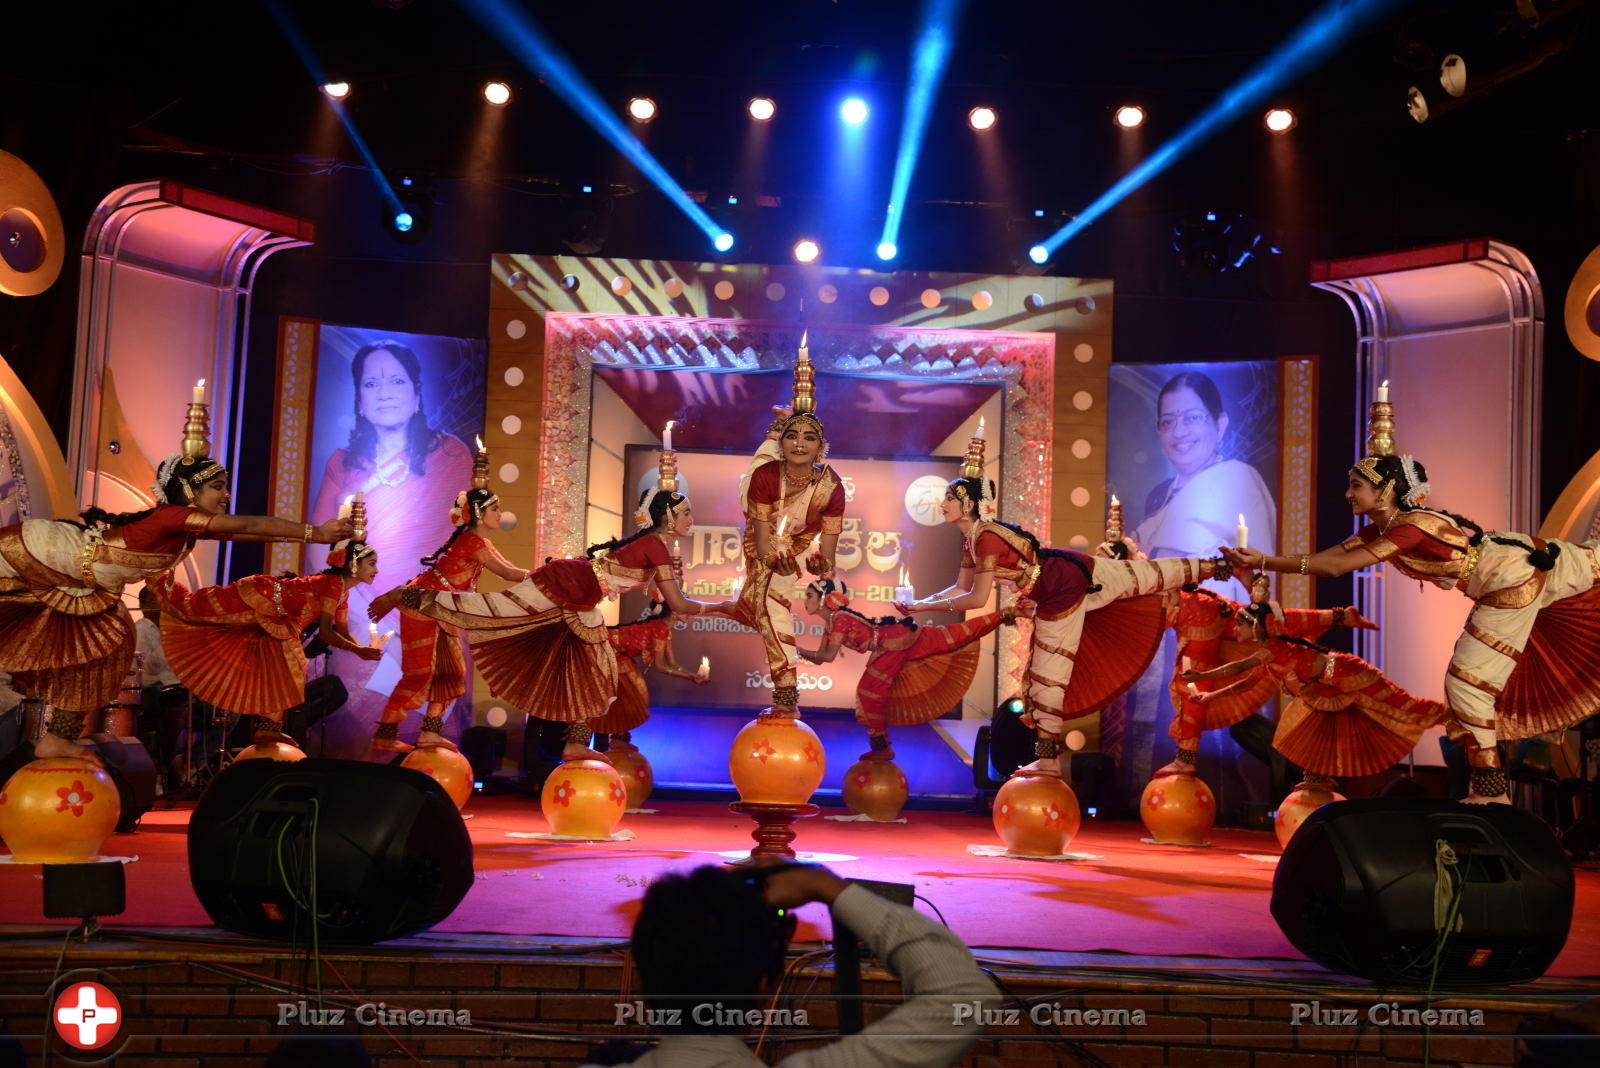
[4,797,1599,978]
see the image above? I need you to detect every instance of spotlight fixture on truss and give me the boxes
[382,174,435,244]
[1171,211,1276,276]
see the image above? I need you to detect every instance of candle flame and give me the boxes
[475,434,484,452]
[666,419,675,432]
[196,378,205,389]
[1238,513,1246,526]
[1111,494,1120,508]
[1381,378,1389,389]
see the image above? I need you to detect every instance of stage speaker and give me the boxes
[188,757,473,943]
[1272,798,1573,986]
[85,734,158,832]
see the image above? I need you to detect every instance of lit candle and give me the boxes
[698,655,710,680]
[475,434,485,453]
[1111,493,1119,508]
[368,622,379,647]
[338,495,354,520]
[1187,681,1201,698]
[774,515,789,538]
[975,416,986,440]
[1236,514,1248,549]
[894,566,914,605]
[193,379,206,405]
[380,630,395,649]
[799,329,809,362]
[1377,379,1390,404]
[663,419,674,452]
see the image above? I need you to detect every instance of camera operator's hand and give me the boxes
[748,858,849,908]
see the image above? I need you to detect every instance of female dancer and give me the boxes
[369,449,731,763]
[895,426,1235,777]
[0,393,349,761]
[1224,395,1600,802]
[734,385,846,717]
[590,601,709,744]
[370,484,528,753]
[1158,576,1373,777]
[1182,610,1448,782]
[154,539,383,746]
[798,589,1023,761]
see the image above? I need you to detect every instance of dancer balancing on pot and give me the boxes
[894,421,1237,778]
[152,531,382,747]
[369,441,733,764]
[797,585,1028,762]
[1222,388,1600,803]
[0,383,351,764]
[590,599,711,747]
[1156,571,1376,778]
[369,443,529,754]
[730,331,846,718]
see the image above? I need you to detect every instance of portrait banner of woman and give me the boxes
[305,325,487,753]
[1107,360,1284,811]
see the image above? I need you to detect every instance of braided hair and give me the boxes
[79,459,227,528]
[586,489,686,558]
[945,475,1041,553]
[421,488,497,566]
[1359,455,1560,570]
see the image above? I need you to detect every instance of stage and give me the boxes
[4,794,1599,1065]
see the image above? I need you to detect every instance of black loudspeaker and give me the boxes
[1272,799,1574,986]
[188,757,473,943]
[85,734,158,832]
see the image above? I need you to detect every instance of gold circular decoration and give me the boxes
[0,151,65,297]
[1565,242,1600,363]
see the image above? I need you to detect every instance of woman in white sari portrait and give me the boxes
[1134,371,1275,597]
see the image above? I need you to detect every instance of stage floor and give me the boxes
[4,794,1600,982]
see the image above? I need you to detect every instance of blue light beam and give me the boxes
[878,0,967,259]
[458,0,731,250]
[1031,0,1398,261]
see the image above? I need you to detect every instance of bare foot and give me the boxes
[562,743,610,764]
[1154,759,1197,778]
[251,728,299,748]
[860,738,895,762]
[370,736,414,754]
[417,732,458,752]
[1011,757,1062,778]
[34,734,105,769]
[1463,792,1512,805]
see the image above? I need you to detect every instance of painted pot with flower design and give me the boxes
[0,758,123,863]
[992,773,1080,856]
[540,759,627,838]
[728,713,826,805]
[842,759,908,821]
[1140,772,1215,846]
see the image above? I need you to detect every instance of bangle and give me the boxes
[1298,554,1310,576]
[304,523,315,543]
[1331,606,1346,627]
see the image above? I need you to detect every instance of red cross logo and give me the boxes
[53,981,121,1049]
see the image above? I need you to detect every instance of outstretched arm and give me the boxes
[318,612,382,660]
[900,566,993,615]
[797,633,845,665]
[1223,542,1376,579]
[207,513,352,544]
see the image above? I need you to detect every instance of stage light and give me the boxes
[321,81,351,100]
[748,96,776,121]
[876,241,897,261]
[1005,697,1025,714]
[793,239,820,264]
[1405,85,1430,123]
[1028,245,1048,265]
[628,96,657,122]
[483,81,512,106]
[393,211,415,232]
[840,98,869,125]
[1113,105,1145,129]
[1264,107,1297,132]
[967,106,997,131]
[876,0,960,276]
[713,232,734,252]
[1030,0,1395,261]
[1439,53,1466,96]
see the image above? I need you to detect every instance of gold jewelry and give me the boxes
[1298,554,1309,575]
[304,523,315,543]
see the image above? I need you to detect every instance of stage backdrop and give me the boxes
[272,321,487,754]
[1107,359,1284,815]
[619,446,965,712]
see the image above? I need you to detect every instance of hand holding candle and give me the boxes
[893,566,915,605]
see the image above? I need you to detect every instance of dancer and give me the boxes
[895,423,1235,777]
[1158,574,1374,777]
[733,339,846,718]
[370,448,528,753]
[154,537,383,746]
[798,589,1024,761]
[370,444,731,762]
[0,387,350,762]
[591,601,710,744]
[1181,609,1448,782]
[1223,390,1600,803]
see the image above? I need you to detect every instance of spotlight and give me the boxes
[967,106,997,131]
[627,97,657,122]
[876,241,897,261]
[713,232,734,253]
[793,239,820,264]
[1439,53,1466,97]
[747,97,776,121]
[393,211,415,233]
[840,98,869,125]
[1405,85,1430,123]
[320,81,351,100]
[483,81,512,106]
[1028,245,1048,264]
[382,174,434,244]
[1113,105,1145,129]
[1263,107,1297,133]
